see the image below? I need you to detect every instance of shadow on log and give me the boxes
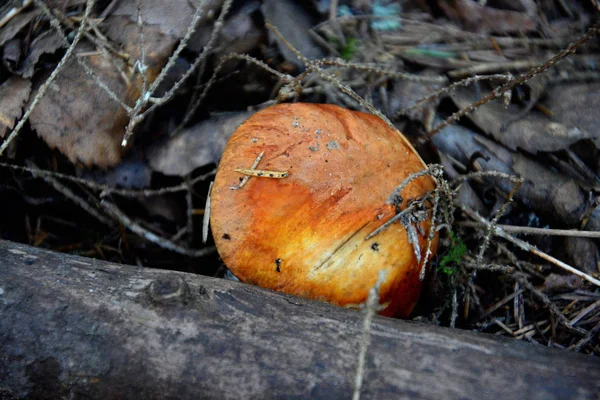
[0,239,599,399]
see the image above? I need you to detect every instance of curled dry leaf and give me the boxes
[450,83,600,153]
[432,122,589,227]
[186,0,262,55]
[434,123,599,273]
[438,152,487,216]
[17,30,66,78]
[0,10,40,48]
[0,76,31,138]
[148,111,253,176]
[2,37,21,68]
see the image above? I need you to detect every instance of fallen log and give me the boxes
[0,239,598,399]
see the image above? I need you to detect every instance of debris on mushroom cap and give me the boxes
[210,103,437,317]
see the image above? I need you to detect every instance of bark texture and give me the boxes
[0,239,598,399]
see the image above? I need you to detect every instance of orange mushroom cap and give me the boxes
[210,103,437,317]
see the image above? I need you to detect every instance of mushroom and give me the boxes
[210,103,437,317]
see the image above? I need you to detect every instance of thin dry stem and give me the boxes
[315,58,447,83]
[101,199,215,257]
[0,161,215,197]
[458,222,600,239]
[27,161,113,226]
[121,0,210,147]
[0,0,33,29]
[352,271,386,400]
[476,177,523,264]
[33,1,133,113]
[460,205,600,288]
[426,22,600,140]
[135,0,148,94]
[170,52,295,137]
[395,74,512,119]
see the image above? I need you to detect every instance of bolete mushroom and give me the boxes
[210,103,437,317]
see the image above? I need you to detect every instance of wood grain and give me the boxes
[0,239,598,399]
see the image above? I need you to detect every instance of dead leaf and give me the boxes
[0,76,31,138]
[111,0,225,39]
[545,82,600,141]
[148,111,252,176]
[262,0,325,68]
[2,37,21,68]
[0,9,40,47]
[450,82,600,153]
[215,1,263,55]
[17,30,66,78]
[389,73,444,125]
[186,0,262,55]
[81,159,151,189]
[542,272,583,293]
[432,122,589,227]
[439,152,487,216]
[102,15,177,72]
[29,47,132,167]
[438,0,538,34]
[25,7,177,167]
[563,237,600,275]
[45,0,88,7]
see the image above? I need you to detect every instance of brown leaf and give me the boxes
[102,15,177,73]
[432,122,588,226]
[542,272,583,293]
[27,10,177,167]
[111,0,225,39]
[450,82,600,153]
[389,72,444,125]
[2,37,21,67]
[29,48,131,167]
[0,76,31,138]
[438,0,538,34]
[563,237,600,275]
[262,0,325,68]
[0,10,40,47]
[17,30,66,78]
[148,111,252,176]
[545,82,600,142]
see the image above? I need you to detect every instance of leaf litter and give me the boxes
[0,0,599,356]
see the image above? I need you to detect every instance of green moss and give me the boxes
[437,231,467,275]
[341,37,359,60]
